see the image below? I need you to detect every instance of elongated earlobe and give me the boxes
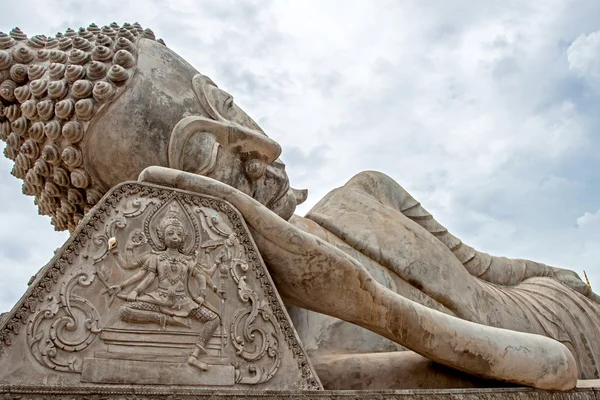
[179,131,221,175]
[168,117,223,174]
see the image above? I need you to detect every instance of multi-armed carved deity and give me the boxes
[20,183,318,389]
[0,22,599,395]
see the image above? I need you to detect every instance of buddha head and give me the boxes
[0,22,303,231]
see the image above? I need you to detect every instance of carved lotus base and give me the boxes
[98,327,224,359]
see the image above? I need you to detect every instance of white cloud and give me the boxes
[0,157,69,312]
[577,209,600,228]
[568,30,600,78]
[1,0,600,311]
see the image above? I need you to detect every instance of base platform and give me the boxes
[1,384,599,399]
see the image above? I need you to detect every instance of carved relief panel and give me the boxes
[0,182,321,390]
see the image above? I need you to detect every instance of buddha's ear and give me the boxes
[178,131,221,176]
[168,117,224,175]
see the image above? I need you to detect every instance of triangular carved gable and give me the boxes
[0,182,322,390]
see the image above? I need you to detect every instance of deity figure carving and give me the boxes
[1,184,317,389]
[1,22,599,391]
[106,203,220,371]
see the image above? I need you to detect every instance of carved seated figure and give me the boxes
[1,23,599,390]
[106,204,220,371]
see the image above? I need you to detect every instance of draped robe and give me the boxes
[299,171,600,379]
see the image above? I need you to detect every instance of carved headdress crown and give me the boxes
[160,203,184,231]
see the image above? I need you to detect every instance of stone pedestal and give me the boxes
[1,384,599,399]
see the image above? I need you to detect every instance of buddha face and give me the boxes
[208,147,299,221]
[84,38,301,222]
[168,73,301,220]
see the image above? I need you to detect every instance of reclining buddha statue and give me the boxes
[1,22,599,391]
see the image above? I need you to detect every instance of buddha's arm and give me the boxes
[288,214,457,316]
[138,166,578,391]
[335,171,598,302]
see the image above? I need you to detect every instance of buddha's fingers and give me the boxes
[138,166,578,390]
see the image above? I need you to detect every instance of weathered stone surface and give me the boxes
[312,352,507,390]
[294,171,600,382]
[138,166,585,391]
[0,181,321,390]
[1,21,600,392]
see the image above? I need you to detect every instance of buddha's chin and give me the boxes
[268,188,297,221]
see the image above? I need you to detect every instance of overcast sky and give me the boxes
[1,0,600,312]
